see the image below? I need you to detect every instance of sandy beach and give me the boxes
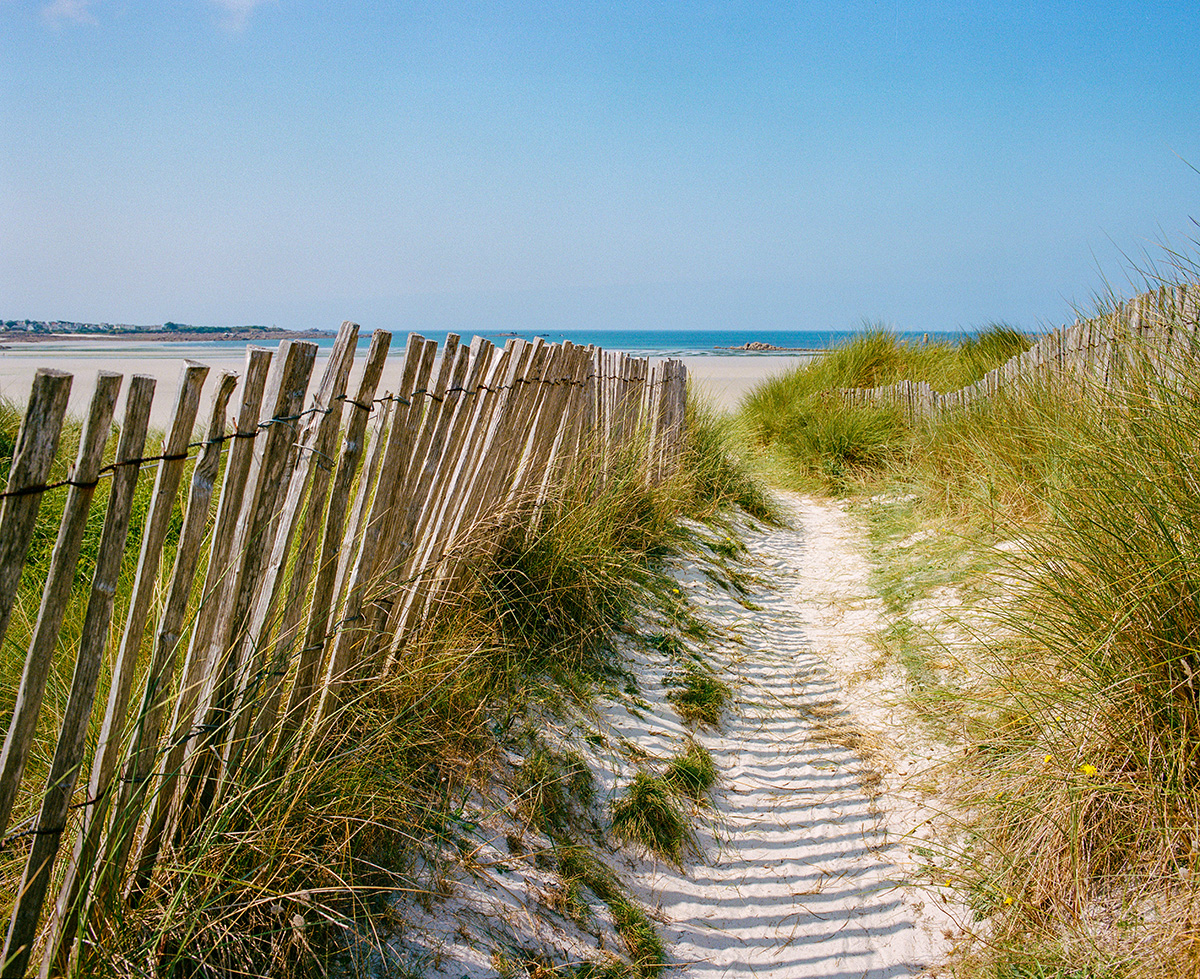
[0,338,809,430]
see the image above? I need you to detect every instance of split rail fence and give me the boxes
[0,324,687,977]
[839,283,1200,418]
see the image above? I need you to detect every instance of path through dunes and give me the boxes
[611,493,957,977]
[382,493,962,976]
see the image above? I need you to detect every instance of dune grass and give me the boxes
[737,290,1200,975]
[665,667,731,728]
[609,770,690,866]
[0,389,769,977]
[940,349,1200,976]
[663,740,717,801]
[739,324,1030,492]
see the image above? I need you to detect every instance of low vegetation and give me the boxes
[0,392,770,977]
[664,667,731,728]
[739,324,1030,491]
[555,846,666,978]
[736,278,1200,977]
[609,770,691,865]
[663,740,717,801]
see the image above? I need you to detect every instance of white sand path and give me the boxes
[610,492,956,977]
[377,492,961,975]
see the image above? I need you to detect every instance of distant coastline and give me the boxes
[0,320,335,345]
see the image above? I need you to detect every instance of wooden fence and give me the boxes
[839,282,1200,418]
[0,325,688,977]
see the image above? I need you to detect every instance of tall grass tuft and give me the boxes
[610,770,690,865]
[681,394,781,523]
[959,352,1200,924]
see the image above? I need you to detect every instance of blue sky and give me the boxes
[2,1,1198,334]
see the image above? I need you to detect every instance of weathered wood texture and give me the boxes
[0,372,121,843]
[3,374,156,979]
[0,325,687,974]
[0,370,72,656]
[837,284,1200,418]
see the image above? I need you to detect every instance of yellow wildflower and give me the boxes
[1080,763,1098,777]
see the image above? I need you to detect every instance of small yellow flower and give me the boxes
[1043,753,1053,765]
[1003,894,1014,906]
[1080,763,1098,777]
[943,878,952,888]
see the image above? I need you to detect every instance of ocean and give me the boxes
[271,326,967,358]
[0,326,974,425]
[2,327,971,361]
[468,328,967,357]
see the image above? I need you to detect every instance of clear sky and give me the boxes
[3,1,1198,335]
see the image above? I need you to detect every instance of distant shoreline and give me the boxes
[0,328,336,346]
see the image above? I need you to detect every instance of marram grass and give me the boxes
[609,770,691,865]
[739,284,1200,977]
[0,389,766,977]
[738,323,1030,494]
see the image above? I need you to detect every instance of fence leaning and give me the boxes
[0,327,687,977]
[835,283,1200,419]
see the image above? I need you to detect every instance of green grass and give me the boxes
[663,740,717,801]
[607,898,666,978]
[0,386,763,976]
[680,394,782,524]
[737,281,1200,977]
[738,324,1031,493]
[516,747,596,833]
[665,667,731,728]
[555,847,665,978]
[609,770,691,865]
[946,355,1200,958]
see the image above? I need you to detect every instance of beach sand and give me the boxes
[681,354,804,410]
[0,339,809,430]
[390,492,959,975]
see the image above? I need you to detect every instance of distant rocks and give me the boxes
[718,341,811,352]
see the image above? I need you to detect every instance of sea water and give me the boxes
[348,326,967,357]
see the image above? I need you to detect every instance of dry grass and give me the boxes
[739,274,1200,976]
[0,393,770,976]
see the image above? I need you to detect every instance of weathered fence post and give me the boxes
[100,372,238,897]
[2,375,155,979]
[0,372,120,842]
[44,361,208,976]
[132,347,271,893]
[0,369,72,655]
[274,332,393,765]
